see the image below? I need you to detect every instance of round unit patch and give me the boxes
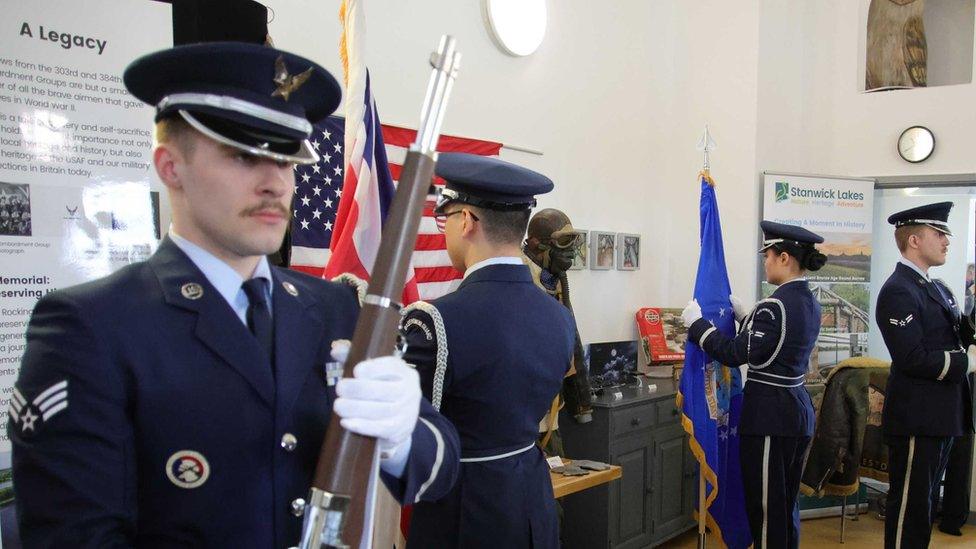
[181,282,204,300]
[165,450,210,489]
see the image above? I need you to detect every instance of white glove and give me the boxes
[967,345,976,374]
[681,299,702,328]
[729,294,750,321]
[332,341,421,469]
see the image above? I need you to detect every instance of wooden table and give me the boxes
[550,459,622,499]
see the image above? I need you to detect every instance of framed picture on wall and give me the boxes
[616,233,640,270]
[590,231,615,270]
[569,230,588,270]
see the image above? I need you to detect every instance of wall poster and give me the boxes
[0,1,172,543]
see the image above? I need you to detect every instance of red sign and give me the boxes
[635,307,687,364]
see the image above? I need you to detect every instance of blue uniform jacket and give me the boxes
[400,263,575,549]
[876,262,974,437]
[9,238,459,548]
[688,279,819,437]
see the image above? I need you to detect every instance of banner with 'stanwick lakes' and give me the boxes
[762,172,875,378]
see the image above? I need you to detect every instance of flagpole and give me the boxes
[695,124,716,549]
[698,475,707,549]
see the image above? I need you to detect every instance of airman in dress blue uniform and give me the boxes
[8,42,460,547]
[682,221,826,549]
[876,201,976,549]
[400,153,576,549]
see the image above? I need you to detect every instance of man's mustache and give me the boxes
[241,202,290,217]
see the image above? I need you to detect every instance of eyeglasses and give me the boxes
[433,209,479,234]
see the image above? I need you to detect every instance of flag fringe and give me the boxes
[338,0,350,87]
[699,169,716,188]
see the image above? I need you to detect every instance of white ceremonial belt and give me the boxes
[460,442,536,463]
[750,371,805,381]
[748,378,805,388]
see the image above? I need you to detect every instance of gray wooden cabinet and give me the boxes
[560,379,696,548]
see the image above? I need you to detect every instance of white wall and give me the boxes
[264,0,976,333]
[264,0,764,344]
[925,0,975,86]
[756,0,976,181]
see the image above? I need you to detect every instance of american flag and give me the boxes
[289,115,346,277]
[290,119,502,300]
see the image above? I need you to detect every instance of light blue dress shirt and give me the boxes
[899,257,930,282]
[169,231,273,324]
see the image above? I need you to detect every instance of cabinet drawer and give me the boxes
[612,405,656,437]
[655,399,681,425]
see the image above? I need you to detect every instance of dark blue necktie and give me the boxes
[241,278,274,363]
[932,280,955,312]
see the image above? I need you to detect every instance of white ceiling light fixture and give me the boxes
[483,0,547,57]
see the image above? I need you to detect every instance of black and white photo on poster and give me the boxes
[0,182,31,237]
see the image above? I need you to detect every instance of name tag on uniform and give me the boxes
[324,362,344,386]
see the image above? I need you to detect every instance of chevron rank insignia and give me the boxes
[8,380,68,436]
[889,314,914,327]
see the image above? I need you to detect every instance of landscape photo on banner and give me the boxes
[289,116,502,300]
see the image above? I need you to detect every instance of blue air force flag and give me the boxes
[677,173,751,548]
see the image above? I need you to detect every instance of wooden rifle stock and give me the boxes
[295,36,460,549]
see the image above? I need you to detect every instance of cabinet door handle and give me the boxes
[630,417,641,426]
[646,486,654,494]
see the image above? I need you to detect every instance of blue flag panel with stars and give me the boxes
[291,116,347,252]
[291,114,397,272]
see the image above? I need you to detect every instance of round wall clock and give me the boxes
[897,126,935,163]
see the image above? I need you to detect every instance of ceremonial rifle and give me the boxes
[294,35,460,549]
